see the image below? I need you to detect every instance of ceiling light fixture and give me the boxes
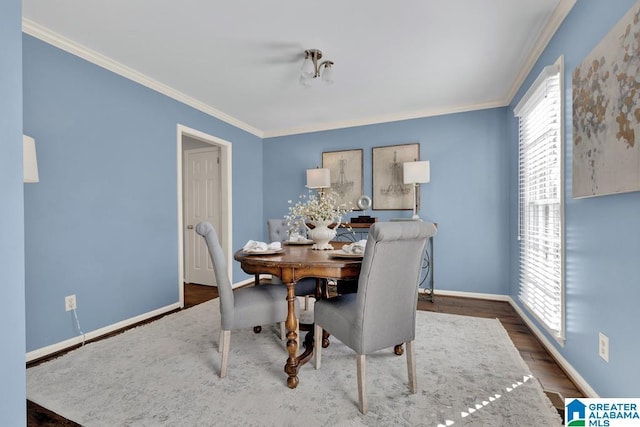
[300,49,334,87]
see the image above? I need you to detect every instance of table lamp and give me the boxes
[23,135,39,183]
[306,167,330,193]
[403,160,430,219]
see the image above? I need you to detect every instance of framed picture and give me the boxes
[372,143,419,210]
[322,149,363,210]
[572,1,640,198]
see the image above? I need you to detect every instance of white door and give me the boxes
[184,147,221,286]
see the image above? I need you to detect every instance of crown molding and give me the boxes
[505,0,577,104]
[22,18,264,138]
[23,0,575,141]
[263,99,507,138]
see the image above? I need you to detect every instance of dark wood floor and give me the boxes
[27,284,581,425]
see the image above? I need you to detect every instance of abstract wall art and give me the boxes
[572,1,640,198]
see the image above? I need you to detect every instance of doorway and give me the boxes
[183,145,220,286]
[177,124,232,307]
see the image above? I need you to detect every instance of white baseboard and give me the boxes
[26,302,181,363]
[421,288,511,301]
[27,278,257,363]
[424,288,597,397]
[232,276,260,289]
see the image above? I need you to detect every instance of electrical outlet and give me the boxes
[599,332,609,362]
[65,295,77,312]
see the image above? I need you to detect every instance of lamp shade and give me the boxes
[403,161,430,185]
[306,168,330,189]
[300,57,315,78]
[321,64,334,84]
[23,135,39,183]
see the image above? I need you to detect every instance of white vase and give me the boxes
[305,220,337,250]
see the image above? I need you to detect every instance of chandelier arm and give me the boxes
[315,60,333,78]
[312,55,320,77]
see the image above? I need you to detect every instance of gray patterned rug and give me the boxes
[27,299,561,426]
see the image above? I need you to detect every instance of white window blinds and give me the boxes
[514,56,565,343]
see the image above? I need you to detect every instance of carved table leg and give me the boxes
[284,282,299,388]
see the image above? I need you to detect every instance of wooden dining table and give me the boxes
[234,241,362,389]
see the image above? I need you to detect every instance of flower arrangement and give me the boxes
[285,191,352,231]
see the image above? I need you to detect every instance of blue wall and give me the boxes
[508,0,640,397]
[264,108,511,296]
[0,0,26,424]
[23,35,263,352]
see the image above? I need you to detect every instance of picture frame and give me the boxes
[322,149,363,210]
[572,2,640,198]
[372,143,419,210]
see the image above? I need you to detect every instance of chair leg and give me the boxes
[219,330,230,378]
[406,340,417,394]
[357,354,367,414]
[218,329,223,353]
[314,323,322,369]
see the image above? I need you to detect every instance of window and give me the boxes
[514,56,565,343]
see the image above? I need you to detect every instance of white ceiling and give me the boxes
[22,0,575,137]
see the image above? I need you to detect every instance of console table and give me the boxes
[336,221,435,301]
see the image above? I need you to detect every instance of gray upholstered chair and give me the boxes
[313,221,437,414]
[267,218,294,242]
[196,222,296,378]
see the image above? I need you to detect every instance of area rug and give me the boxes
[27,299,561,426]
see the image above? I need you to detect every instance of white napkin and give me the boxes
[243,240,281,252]
[342,239,367,254]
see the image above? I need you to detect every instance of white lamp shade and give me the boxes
[299,74,313,88]
[306,168,330,189]
[300,57,315,78]
[403,160,430,184]
[23,135,39,183]
[321,64,334,84]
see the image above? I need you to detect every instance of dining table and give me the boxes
[234,240,363,389]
